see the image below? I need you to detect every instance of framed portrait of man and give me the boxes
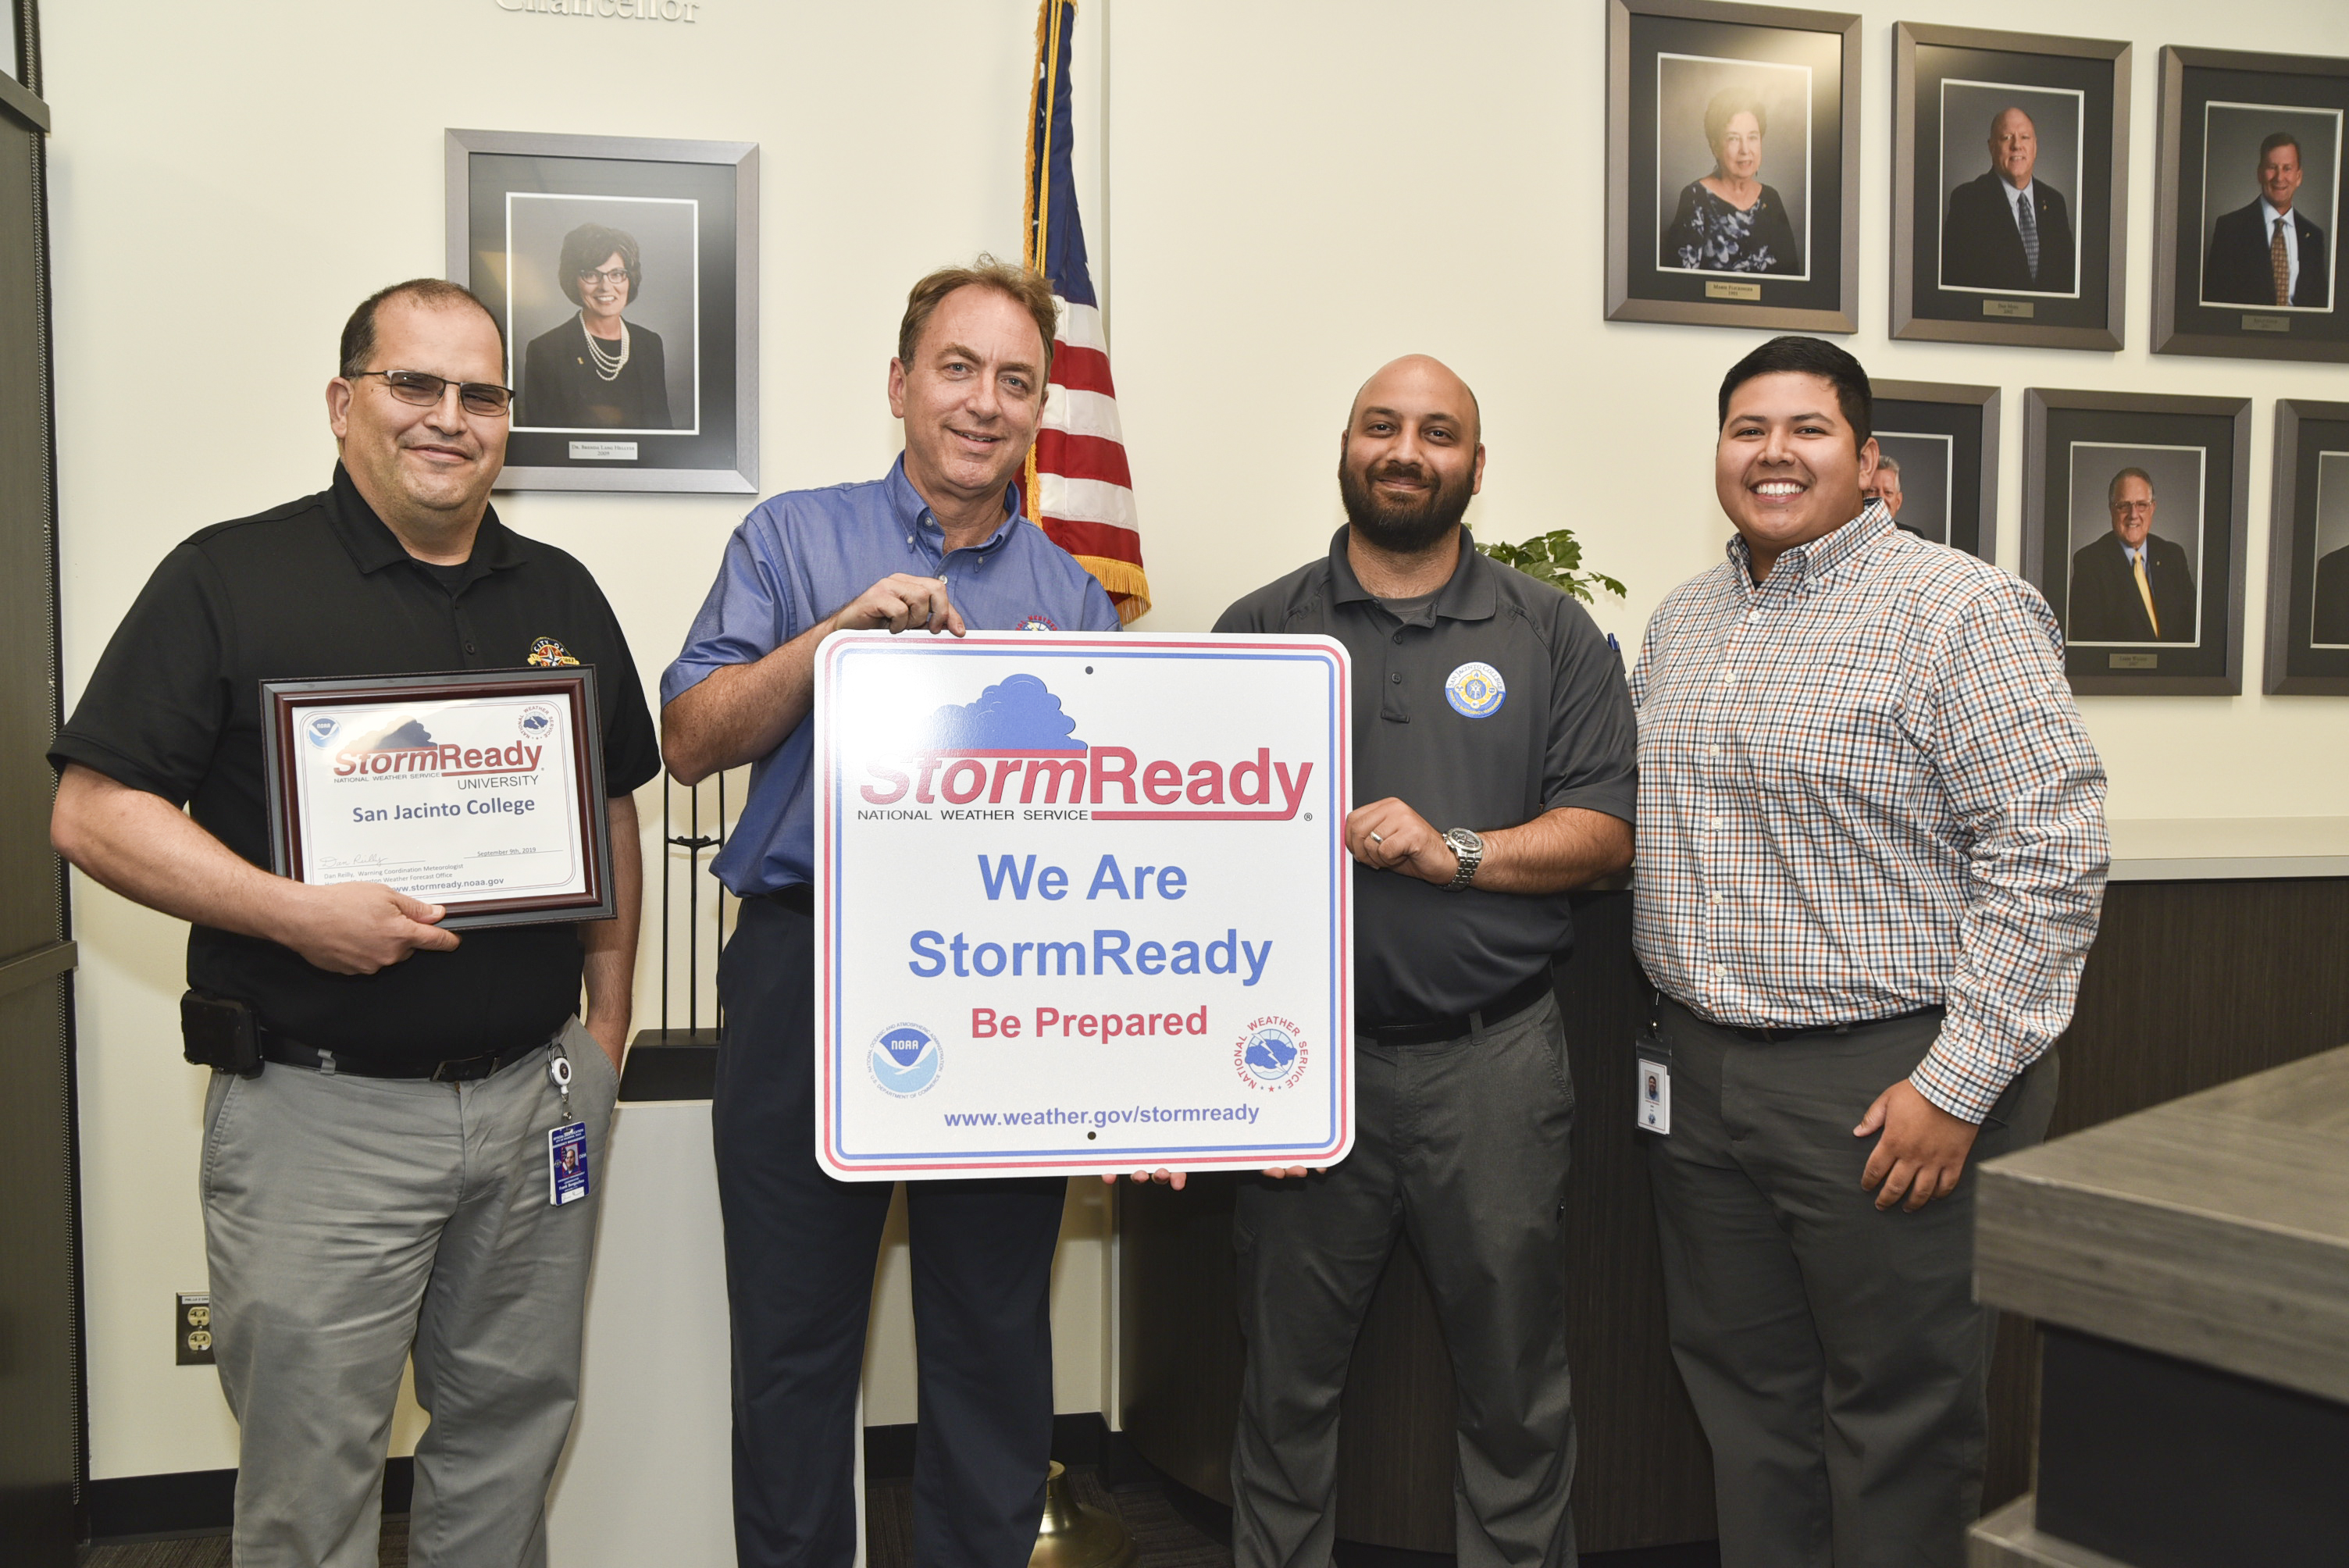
[1893,25,2130,351]
[1869,380,2000,558]
[2154,48,2349,364]
[1606,0,1860,333]
[446,129,758,494]
[2263,400,2349,693]
[2023,389,2251,695]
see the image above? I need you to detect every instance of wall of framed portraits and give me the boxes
[36,0,2349,1510]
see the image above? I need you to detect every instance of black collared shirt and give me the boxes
[51,465,661,1071]
[1215,526,1638,1025]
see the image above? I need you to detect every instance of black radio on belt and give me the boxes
[180,991,265,1078]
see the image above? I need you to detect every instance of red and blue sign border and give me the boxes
[814,633,1352,1177]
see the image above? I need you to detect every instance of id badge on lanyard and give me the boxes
[1635,992,1671,1135]
[547,1049,591,1206]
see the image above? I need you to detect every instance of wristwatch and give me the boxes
[1441,827,1485,889]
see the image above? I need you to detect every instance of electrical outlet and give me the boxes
[176,1292,215,1366]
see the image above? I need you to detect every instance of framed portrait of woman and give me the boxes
[1869,380,2001,559]
[1606,0,1860,333]
[2022,388,2251,696]
[2264,400,2349,693]
[1892,26,2130,351]
[2154,48,2349,365]
[446,129,758,494]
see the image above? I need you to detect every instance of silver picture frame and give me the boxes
[2153,46,2349,365]
[2264,399,2349,694]
[1892,24,2131,351]
[1605,0,1862,333]
[2023,387,2251,696]
[1871,378,2001,559]
[445,128,758,494]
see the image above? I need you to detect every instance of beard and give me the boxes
[1338,456,1474,554]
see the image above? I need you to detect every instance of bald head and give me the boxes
[1989,107,2039,189]
[1349,355,1481,448]
[1338,354,1486,556]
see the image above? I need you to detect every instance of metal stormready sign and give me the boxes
[814,632,1352,1179]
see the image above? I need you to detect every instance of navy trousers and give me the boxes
[714,894,1066,1568]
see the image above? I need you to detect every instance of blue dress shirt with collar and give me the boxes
[661,454,1121,896]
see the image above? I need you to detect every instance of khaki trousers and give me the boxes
[201,1017,617,1568]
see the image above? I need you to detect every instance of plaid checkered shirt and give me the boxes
[1629,504,2109,1122]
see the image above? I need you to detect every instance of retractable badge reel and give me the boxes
[1635,992,1672,1136]
[547,1050,591,1206]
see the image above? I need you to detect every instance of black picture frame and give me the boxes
[2264,399,2349,693]
[1606,0,1861,333]
[1893,24,2131,351]
[260,668,615,932]
[445,128,758,494]
[1870,379,2001,558]
[2154,47,2349,364]
[2023,389,2251,696]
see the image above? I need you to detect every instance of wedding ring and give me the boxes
[1370,831,1385,843]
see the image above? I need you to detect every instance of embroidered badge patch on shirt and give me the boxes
[527,636,582,667]
[1445,661,1506,718]
[1016,614,1060,632]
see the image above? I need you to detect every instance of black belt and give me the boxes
[1358,970,1555,1047]
[1682,1002,1938,1044]
[258,1023,549,1082]
[764,883,815,917]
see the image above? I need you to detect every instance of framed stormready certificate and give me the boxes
[260,668,614,931]
[814,633,1353,1180]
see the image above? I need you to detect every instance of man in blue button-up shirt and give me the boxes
[661,260,1117,1568]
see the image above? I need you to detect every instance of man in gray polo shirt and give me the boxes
[1211,355,1637,1568]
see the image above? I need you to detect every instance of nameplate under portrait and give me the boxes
[260,668,615,930]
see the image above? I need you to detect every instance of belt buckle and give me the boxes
[430,1054,497,1083]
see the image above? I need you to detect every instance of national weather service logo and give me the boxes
[1014,613,1060,632]
[303,714,341,747]
[1445,661,1506,718]
[517,705,555,743]
[526,636,581,667]
[870,1023,943,1097]
[1234,1016,1310,1092]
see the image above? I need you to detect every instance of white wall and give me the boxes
[47,0,2349,1483]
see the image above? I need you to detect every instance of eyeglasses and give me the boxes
[348,369,514,418]
[576,265,631,288]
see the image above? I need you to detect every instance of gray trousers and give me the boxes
[201,1017,618,1568]
[1645,1000,2058,1568]
[1231,991,1578,1568]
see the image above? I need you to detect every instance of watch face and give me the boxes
[1451,829,1484,853]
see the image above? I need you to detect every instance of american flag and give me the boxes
[1020,0,1150,623]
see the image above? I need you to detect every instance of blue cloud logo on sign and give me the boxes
[870,1024,943,1097]
[918,673,1087,753]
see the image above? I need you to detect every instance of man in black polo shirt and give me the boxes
[49,279,658,1568]
[1212,356,1637,1568]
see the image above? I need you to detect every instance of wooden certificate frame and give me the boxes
[261,667,613,931]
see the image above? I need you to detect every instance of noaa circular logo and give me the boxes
[1445,661,1507,718]
[1234,1017,1310,1092]
[517,705,555,742]
[870,1023,943,1097]
[303,714,341,747]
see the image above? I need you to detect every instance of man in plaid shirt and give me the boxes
[1630,337,2108,1567]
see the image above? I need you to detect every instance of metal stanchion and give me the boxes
[1028,1460,1138,1568]
[618,768,731,1099]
